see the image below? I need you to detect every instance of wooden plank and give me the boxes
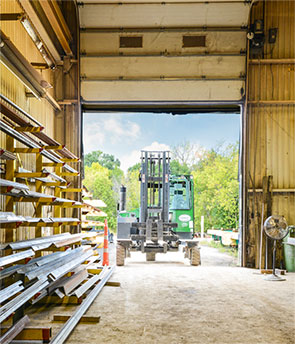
[13,148,43,153]
[0,327,51,342]
[52,315,100,324]
[14,127,44,133]
[36,295,83,305]
[105,281,121,287]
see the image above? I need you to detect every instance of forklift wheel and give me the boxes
[190,246,201,266]
[116,244,125,266]
[146,252,156,261]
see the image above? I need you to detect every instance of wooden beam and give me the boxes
[39,0,73,56]
[42,162,65,167]
[60,158,81,162]
[105,281,121,287]
[248,100,295,105]
[42,145,65,150]
[18,0,61,62]
[14,172,49,178]
[13,148,43,153]
[37,295,83,305]
[250,58,295,64]
[52,315,100,324]
[0,326,51,342]
[14,126,44,132]
[58,172,80,177]
[62,188,83,192]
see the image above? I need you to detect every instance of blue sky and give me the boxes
[83,112,240,171]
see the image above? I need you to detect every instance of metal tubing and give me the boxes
[0,279,49,323]
[49,266,114,344]
[0,282,24,304]
[0,249,35,268]
[0,315,30,344]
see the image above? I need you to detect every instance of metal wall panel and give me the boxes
[245,0,295,267]
[0,0,57,242]
[79,1,250,103]
[79,3,251,28]
[81,56,245,78]
[81,31,246,55]
[81,80,244,101]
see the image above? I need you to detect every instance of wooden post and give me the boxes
[54,166,62,235]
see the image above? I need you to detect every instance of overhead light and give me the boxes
[20,16,55,68]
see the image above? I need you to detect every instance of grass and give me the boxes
[200,239,238,258]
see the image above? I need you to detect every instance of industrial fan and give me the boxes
[264,215,289,281]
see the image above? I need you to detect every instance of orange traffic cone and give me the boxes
[102,218,109,266]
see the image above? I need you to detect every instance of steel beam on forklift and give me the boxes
[13,148,43,154]
[14,126,44,133]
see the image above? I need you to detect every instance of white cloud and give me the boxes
[120,141,171,172]
[83,117,141,153]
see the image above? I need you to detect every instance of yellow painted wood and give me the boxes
[14,172,49,178]
[14,126,44,132]
[60,158,81,162]
[58,172,80,177]
[42,145,64,150]
[13,148,43,153]
[63,188,83,192]
[105,281,121,287]
[42,162,65,167]
[52,315,100,324]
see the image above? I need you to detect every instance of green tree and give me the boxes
[125,169,140,211]
[170,159,191,175]
[83,162,118,230]
[84,150,121,170]
[192,143,239,231]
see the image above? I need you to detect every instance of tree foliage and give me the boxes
[192,143,239,231]
[84,150,121,170]
[83,162,120,230]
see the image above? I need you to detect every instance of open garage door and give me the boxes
[79,0,252,111]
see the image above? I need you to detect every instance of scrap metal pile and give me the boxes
[0,232,114,343]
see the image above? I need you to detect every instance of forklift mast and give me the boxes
[140,151,170,224]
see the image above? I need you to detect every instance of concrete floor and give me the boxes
[28,244,295,344]
[64,245,295,344]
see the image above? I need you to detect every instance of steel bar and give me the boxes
[0,265,21,280]
[25,248,84,281]
[74,273,100,299]
[49,266,114,344]
[49,250,94,281]
[0,279,49,323]
[0,178,29,191]
[0,249,35,268]
[0,94,42,126]
[62,269,88,296]
[0,212,26,224]
[0,148,16,160]
[0,315,30,344]
[0,281,24,304]
[2,233,71,250]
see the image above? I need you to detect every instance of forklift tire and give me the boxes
[116,244,125,266]
[190,246,201,266]
[146,252,156,261]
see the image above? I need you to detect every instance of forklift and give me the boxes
[116,151,200,266]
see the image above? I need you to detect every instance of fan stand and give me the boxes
[264,240,286,281]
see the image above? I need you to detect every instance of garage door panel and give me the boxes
[79,3,251,28]
[80,31,246,55]
[81,56,245,78]
[81,80,244,101]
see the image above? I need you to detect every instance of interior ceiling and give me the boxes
[78,0,252,111]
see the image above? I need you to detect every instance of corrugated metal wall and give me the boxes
[245,0,295,267]
[0,0,81,242]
